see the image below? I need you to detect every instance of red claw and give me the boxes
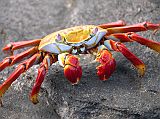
[96,50,116,80]
[64,55,82,85]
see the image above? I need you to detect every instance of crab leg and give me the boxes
[0,47,38,71]
[2,39,41,54]
[58,53,82,85]
[0,53,42,106]
[105,22,159,35]
[109,40,145,76]
[105,32,160,53]
[30,54,57,104]
[98,20,126,29]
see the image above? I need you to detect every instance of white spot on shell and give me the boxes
[80,47,85,52]
[72,49,77,54]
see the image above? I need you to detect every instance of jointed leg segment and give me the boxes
[0,52,43,105]
[2,39,41,54]
[0,47,38,71]
[109,40,146,76]
[30,54,57,104]
[105,22,159,35]
[106,32,160,53]
[100,21,159,79]
[98,20,126,29]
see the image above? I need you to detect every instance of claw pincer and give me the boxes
[0,20,159,105]
[59,54,82,84]
[96,50,116,80]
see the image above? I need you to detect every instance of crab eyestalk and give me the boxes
[96,50,116,80]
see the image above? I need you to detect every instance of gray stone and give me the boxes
[0,0,160,119]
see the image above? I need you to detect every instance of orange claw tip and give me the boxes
[30,94,39,104]
[135,64,146,77]
[2,44,12,51]
[0,59,10,72]
[64,65,82,84]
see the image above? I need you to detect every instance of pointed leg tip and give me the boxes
[0,96,3,107]
[2,44,12,51]
[136,64,146,77]
[0,97,3,107]
[30,94,39,105]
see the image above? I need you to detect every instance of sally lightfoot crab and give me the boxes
[0,20,159,105]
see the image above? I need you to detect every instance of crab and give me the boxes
[0,20,159,105]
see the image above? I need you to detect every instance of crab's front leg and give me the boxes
[96,46,116,80]
[0,52,43,106]
[58,53,82,84]
[30,54,57,104]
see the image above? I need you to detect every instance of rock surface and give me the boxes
[0,0,160,119]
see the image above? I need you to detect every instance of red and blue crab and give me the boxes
[0,20,159,105]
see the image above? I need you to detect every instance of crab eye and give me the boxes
[92,27,98,34]
[56,33,62,42]
[57,34,61,40]
[90,27,98,37]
